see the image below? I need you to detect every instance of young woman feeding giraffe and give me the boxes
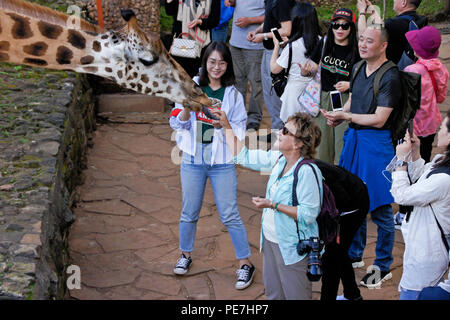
[169,41,256,290]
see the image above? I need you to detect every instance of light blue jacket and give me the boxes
[234,147,323,265]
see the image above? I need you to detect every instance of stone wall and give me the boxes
[86,0,160,34]
[0,65,96,299]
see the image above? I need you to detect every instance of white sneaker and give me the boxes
[336,295,349,300]
[351,259,365,268]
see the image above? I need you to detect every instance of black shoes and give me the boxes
[173,253,192,275]
[235,264,255,290]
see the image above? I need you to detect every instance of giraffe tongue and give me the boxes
[201,106,219,120]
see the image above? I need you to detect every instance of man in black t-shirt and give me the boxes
[357,0,427,66]
[247,0,294,135]
[322,26,401,290]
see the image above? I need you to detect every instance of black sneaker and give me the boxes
[173,254,192,275]
[360,269,392,289]
[235,264,255,290]
[246,122,260,132]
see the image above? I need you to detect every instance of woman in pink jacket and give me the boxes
[404,26,449,163]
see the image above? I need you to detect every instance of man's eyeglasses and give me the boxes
[207,59,228,69]
[331,22,350,30]
[281,125,296,137]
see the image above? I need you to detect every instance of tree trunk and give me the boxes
[445,0,450,15]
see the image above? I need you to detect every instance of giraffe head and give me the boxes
[0,0,211,111]
[86,9,211,111]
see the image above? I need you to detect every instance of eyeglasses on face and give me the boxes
[281,125,296,137]
[331,22,350,30]
[207,59,228,68]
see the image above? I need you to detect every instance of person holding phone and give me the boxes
[269,2,322,124]
[310,8,361,165]
[390,111,450,300]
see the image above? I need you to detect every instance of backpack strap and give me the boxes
[286,41,293,77]
[372,60,397,98]
[351,60,365,83]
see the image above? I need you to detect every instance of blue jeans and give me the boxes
[348,204,395,272]
[212,25,229,43]
[418,286,450,300]
[399,287,421,300]
[261,49,283,130]
[179,162,251,260]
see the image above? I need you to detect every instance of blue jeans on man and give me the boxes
[348,204,395,272]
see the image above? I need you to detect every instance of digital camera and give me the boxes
[297,237,324,282]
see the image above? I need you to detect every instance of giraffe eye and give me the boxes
[139,57,158,67]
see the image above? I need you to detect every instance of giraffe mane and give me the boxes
[0,0,103,34]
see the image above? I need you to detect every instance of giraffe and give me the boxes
[0,0,212,111]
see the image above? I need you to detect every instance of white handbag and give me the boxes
[170,33,201,59]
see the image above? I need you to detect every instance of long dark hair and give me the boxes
[433,111,450,169]
[199,41,235,87]
[288,2,321,58]
[322,13,360,66]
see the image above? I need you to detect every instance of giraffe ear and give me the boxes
[121,9,135,22]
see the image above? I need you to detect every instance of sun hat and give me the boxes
[405,26,441,59]
[332,8,356,24]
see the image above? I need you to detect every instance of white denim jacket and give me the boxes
[169,77,247,165]
[391,154,450,291]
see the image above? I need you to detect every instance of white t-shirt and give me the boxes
[276,37,319,82]
[263,179,279,243]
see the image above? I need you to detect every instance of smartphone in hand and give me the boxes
[330,90,343,111]
[270,28,284,45]
[408,119,414,142]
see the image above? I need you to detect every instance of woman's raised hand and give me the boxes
[211,109,231,129]
[252,196,272,209]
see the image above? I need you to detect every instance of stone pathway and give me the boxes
[67,30,450,301]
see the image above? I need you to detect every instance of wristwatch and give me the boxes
[263,33,268,41]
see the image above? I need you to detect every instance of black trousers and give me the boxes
[320,207,368,300]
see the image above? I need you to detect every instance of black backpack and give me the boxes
[352,60,421,143]
[271,42,292,97]
[290,159,369,245]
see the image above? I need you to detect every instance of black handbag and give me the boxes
[271,42,292,97]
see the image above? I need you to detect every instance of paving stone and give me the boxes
[179,274,212,300]
[88,157,140,178]
[80,186,129,202]
[81,269,141,288]
[207,271,265,300]
[95,229,167,252]
[81,199,132,216]
[70,238,103,254]
[110,133,174,156]
[69,286,108,300]
[20,234,41,245]
[135,272,182,296]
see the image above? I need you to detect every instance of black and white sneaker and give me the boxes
[235,264,255,290]
[360,269,392,289]
[173,254,192,275]
[351,258,365,269]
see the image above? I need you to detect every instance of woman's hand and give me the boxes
[334,81,350,93]
[211,109,231,130]
[357,0,368,13]
[298,61,317,77]
[187,19,202,29]
[397,130,421,161]
[252,196,273,209]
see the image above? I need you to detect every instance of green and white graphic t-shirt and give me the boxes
[195,86,225,144]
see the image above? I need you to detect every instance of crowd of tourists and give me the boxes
[165,0,450,300]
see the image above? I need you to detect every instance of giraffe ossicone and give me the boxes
[0,0,211,111]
